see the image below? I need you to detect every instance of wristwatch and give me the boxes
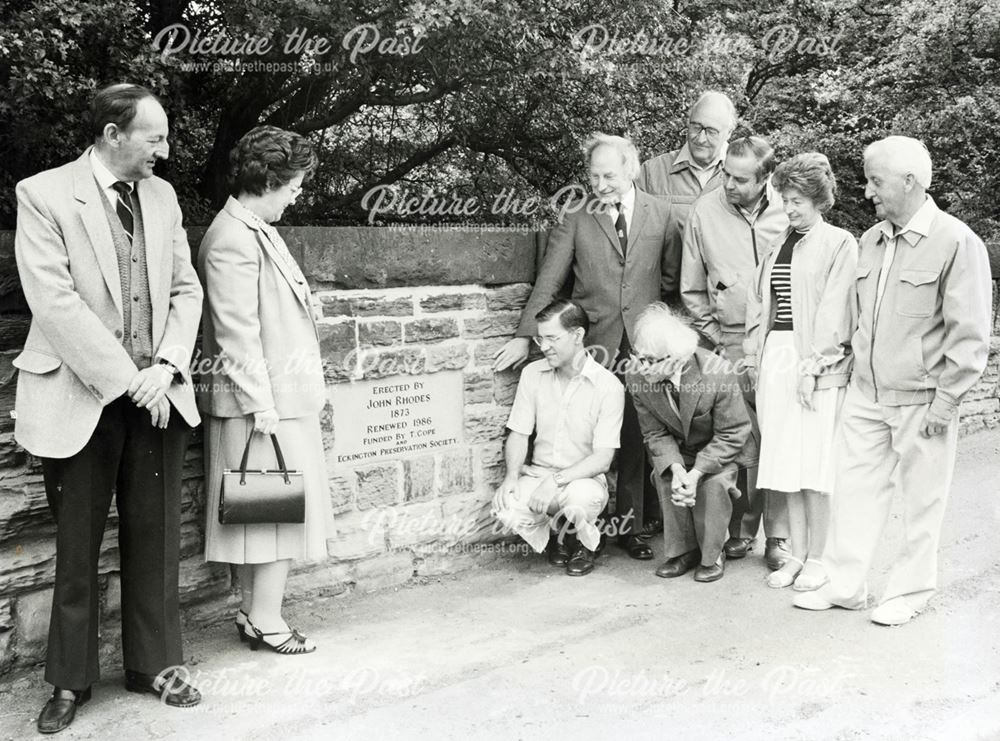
[553,472,567,487]
[156,358,181,383]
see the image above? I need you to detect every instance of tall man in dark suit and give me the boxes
[493,133,674,562]
[626,303,758,582]
[13,84,203,733]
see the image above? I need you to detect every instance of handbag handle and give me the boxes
[238,430,292,485]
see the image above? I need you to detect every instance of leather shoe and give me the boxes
[125,669,201,707]
[764,537,791,571]
[565,545,596,576]
[37,687,90,734]
[619,534,654,560]
[693,554,725,583]
[546,534,572,567]
[724,536,753,559]
[655,549,700,578]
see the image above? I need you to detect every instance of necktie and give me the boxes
[614,202,628,256]
[112,181,135,242]
[665,379,680,407]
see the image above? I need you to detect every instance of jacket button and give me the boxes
[133,295,139,302]
[115,329,123,339]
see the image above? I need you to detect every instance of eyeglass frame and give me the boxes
[532,331,572,348]
[687,121,723,141]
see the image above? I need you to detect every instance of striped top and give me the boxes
[771,231,805,330]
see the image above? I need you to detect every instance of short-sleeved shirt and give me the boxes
[506,355,625,469]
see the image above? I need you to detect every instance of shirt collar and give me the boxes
[617,185,635,212]
[225,195,267,232]
[877,195,939,247]
[90,148,131,192]
[539,352,601,384]
[672,142,727,173]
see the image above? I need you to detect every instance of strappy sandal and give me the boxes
[766,556,803,589]
[246,617,317,655]
[793,558,829,592]
[235,609,250,643]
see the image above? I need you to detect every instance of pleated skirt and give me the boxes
[203,414,335,564]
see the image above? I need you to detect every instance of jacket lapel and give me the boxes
[73,151,124,318]
[630,190,650,247]
[590,200,623,258]
[679,357,704,440]
[255,231,311,313]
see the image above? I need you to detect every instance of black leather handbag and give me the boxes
[218,431,305,525]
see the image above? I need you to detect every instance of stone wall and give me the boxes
[0,227,997,677]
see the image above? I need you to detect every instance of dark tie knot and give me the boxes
[112,181,132,198]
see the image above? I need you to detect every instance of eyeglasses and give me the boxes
[629,350,673,368]
[533,332,570,347]
[687,122,722,141]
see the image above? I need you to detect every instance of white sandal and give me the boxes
[793,558,829,591]
[766,556,803,589]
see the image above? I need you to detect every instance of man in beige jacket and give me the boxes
[794,136,993,625]
[681,135,790,569]
[13,84,203,732]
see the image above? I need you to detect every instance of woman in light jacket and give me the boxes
[198,126,334,653]
[744,152,858,591]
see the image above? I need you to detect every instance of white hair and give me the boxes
[863,135,933,189]
[633,302,698,360]
[689,91,738,130]
[583,132,641,181]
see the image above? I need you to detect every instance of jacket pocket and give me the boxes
[897,269,939,318]
[12,349,62,374]
[713,270,746,327]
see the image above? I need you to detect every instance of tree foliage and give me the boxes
[1,0,997,239]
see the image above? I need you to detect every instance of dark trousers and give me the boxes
[657,464,736,566]
[41,396,188,690]
[612,333,658,537]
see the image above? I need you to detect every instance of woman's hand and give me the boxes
[797,375,817,411]
[253,408,280,435]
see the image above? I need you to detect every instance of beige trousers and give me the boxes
[495,474,609,552]
[823,382,959,611]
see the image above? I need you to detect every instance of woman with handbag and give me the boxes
[197,125,334,654]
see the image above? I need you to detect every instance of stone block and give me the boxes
[413,547,502,577]
[359,320,402,347]
[356,463,401,510]
[321,294,414,318]
[425,343,470,372]
[493,371,520,406]
[960,398,1000,416]
[329,472,356,513]
[318,321,357,382]
[103,572,121,619]
[179,559,231,605]
[439,491,498,544]
[349,552,415,592]
[284,561,354,602]
[327,508,388,561]
[404,456,435,502]
[463,370,494,404]
[485,284,532,312]
[418,292,487,313]
[464,405,511,444]
[439,449,474,495]
[0,538,56,594]
[404,318,460,344]
[473,338,511,367]
[462,311,522,340]
[384,501,447,550]
[13,587,52,661]
[359,348,426,379]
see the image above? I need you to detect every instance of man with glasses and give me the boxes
[493,133,674,564]
[492,299,625,575]
[636,91,738,300]
[680,135,791,570]
[626,303,758,583]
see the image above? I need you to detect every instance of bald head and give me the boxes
[863,136,933,189]
[686,91,737,167]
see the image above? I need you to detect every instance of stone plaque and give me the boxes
[330,372,464,464]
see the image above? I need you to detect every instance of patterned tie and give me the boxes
[112,181,135,242]
[614,202,628,256]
